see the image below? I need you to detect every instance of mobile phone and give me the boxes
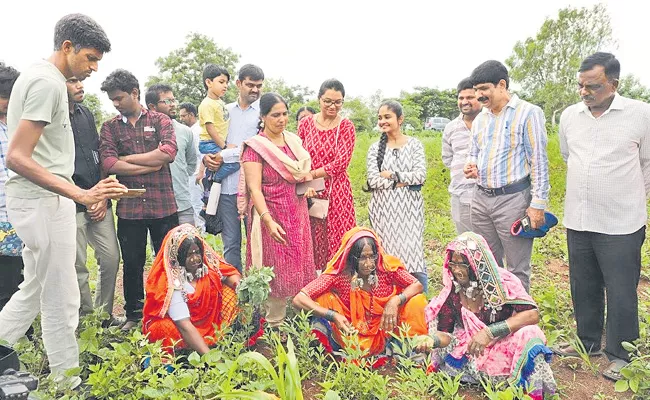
[121,188,146,198]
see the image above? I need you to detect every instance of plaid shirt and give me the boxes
[0,121,8,222]
[99,107,178,220]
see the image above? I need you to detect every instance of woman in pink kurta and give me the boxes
[298,79,357,270]
[241,93,316,327]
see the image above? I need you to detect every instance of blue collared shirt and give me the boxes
[220,99,260,194]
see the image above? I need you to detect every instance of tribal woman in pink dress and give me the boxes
[419,232,556,399]
[240,93,317,327]
[298,79,356,270]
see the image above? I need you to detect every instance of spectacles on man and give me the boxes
[158,98,177,105]
[321,98,344,107]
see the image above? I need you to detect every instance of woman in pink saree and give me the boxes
[419,232,556,398]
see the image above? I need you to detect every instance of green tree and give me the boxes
[341,97,374,133]
[83,93,112,130]
[618,74,650,103]
[506,4,616,124]
[263,77,313,108]
[146,33,240,107]
[401,87,458,122]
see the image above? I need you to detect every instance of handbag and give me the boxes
[308,118,342,220]
[0,221,23,257]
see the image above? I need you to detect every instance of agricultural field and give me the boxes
[14,131,650,399]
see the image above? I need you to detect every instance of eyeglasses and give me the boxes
[321,98,344,107]
[448,261,470,269]
[157,98,178,105]
[353,254,378,264]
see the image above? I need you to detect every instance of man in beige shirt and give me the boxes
[0,14,126,389]
[554,52,650,382]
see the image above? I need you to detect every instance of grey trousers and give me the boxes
[75,209,120,316]
[218,194,242,272]
[451,195,472,234]
[470,187,534,291]
[177,207,196,226]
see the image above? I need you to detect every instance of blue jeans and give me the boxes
[199,140,240,183]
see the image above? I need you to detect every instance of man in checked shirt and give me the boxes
[99,69,178,331]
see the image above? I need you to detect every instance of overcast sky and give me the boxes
[2,0,647,111]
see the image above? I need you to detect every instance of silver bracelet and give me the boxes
[259,210,270,220]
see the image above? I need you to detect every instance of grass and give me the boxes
[21,130,650,399]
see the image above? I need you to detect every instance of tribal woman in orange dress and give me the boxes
[142,224,241,354]
[293,227,428,362]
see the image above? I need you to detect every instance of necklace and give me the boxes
[316,115,338,130]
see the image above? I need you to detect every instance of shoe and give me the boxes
[551,342,603,357]
[103,315,125,328]
[602,358,627,381]
[120,320,139,331]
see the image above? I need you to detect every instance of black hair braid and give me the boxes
[376,132,388,171]
[363,132,389,192]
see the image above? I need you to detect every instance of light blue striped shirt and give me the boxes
[468,95,549,209]
[220,99,260,194]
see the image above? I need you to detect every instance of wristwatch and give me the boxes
[389,172,398,182]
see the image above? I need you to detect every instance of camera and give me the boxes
[0,369,38,400]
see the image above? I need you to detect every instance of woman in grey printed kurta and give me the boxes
[366,100,428,291]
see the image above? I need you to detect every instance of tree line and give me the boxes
[85,3,650,132]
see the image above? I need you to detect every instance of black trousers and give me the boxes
[0,255,24,312]
[117,213,178,320]
[567,227,645,361]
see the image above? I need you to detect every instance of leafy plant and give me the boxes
[615,341,650,397]
[236,266,275,306]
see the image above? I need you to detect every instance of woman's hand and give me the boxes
[224,274,241,289]
[380,170,393,180]
[380,297,400,331]
[467,328,492,357]
[304,187,317,198]
[264,216,287,245]
[413,335,435,353]
[332,313,357,335]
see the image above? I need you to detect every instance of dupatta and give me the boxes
[237,131,312,268]
[143,224,240,330]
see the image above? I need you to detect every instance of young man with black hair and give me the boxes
[204,64,264,271]
[66,76,121,322]
[554,52,650,381]
[0,14,127,389]
[99,69,178,331]
[145,84,197,226]
[179,102,204,231]
[463,60,549,292]
[442,77,481,234]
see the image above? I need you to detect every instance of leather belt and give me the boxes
[477,177,530,197]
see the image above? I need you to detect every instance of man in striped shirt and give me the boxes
[554,52,650,381]
[442,78,481,233]
[464,60,549,292]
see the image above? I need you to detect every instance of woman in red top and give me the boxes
[298,79,356,270]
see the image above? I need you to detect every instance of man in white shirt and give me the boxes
[179,102,204,232]
[202,64,264,272]
[554,52,650,382]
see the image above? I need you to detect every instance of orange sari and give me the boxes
[142,224,241,350]
[311,227,427,356]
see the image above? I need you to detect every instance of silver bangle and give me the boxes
[259,210,270,220]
